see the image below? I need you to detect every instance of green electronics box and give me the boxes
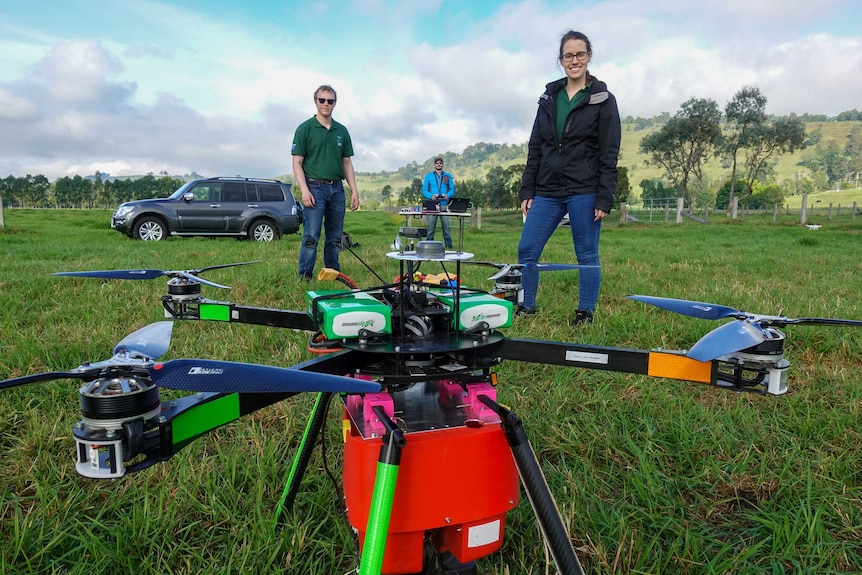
[434,291,513,330]
[306,290,392,339]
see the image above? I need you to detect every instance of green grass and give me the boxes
[1,209,862,574]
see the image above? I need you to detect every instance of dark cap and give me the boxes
[434,156,443,162]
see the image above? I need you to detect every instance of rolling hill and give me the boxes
[343,120,861,205]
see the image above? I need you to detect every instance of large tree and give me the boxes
[723,86,767,212]
[735,115,806,202]
[639,97,722,207]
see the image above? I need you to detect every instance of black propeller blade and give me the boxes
[0,321,174,391]
[54,261,261,290]
[1,370,93,390]
[149,359,380,394]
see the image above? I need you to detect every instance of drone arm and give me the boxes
[495,338,717,386]
[126,350,374,475]
[124,391,298,475]
[163,297,317,331]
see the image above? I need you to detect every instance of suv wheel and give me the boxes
[249,219,278,242]
[134,216,167,241]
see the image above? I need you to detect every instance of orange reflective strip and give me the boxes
[647,351,712,383]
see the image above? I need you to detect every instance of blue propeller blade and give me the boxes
[149,359,381,394]
[687,321,766,362]
[113,321,173,360]
[56,269,171,280]
[627,295,743,320]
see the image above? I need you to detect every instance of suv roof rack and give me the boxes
[207,177,283,183]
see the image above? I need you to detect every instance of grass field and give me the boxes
[1,210,861,574]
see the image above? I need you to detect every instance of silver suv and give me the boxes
[111,177,302,241]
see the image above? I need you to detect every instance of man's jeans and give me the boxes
[298,180,346,277]
[517,194,602,311]
[426,213,453,248]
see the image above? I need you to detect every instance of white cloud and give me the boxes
[0,0,859,180]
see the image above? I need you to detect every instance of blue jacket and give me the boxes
[422,170,456,206]
[519,75,621,213]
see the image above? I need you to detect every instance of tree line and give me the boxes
[0,173,185,209]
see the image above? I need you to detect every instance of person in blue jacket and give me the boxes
[516,30,621,325]
[422,156,456,248]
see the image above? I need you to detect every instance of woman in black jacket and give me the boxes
[517,30,621,325]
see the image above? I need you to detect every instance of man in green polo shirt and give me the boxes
[292,84,360,280]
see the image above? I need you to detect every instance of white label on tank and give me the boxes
[468,519,500,548]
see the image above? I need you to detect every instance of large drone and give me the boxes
[3,238,860,575]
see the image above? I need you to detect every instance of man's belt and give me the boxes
[307,178,338,185]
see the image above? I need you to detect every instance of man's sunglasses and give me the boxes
[317,98,336,105]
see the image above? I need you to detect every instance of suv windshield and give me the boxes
[168,181,197,200]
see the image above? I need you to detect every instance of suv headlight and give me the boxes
[114,205,134,218]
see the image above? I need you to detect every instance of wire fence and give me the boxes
[622,196,860,224]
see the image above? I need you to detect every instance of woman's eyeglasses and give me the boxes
[560,52,589,63]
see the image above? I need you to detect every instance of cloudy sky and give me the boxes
[1,0,860,181]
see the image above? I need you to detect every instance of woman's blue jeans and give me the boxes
[517,194,602,312]
[298,180,346,277]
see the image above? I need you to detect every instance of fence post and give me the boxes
[772,204,778,222]
[853,201,858,220]
[0,196,4,227]
[828,203,833,221]
[800,193,808,224]
[676,197,683,224]
[731,197,739,219]
[619,203,627,224]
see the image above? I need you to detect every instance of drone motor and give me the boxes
[73,371,161,479]
[489,270,523,305]
[716,327,789,395]
[166,276,203,300]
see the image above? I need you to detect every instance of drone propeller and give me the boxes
[628,295,862,362]
[0,321,174,391]
[627,295,862,328]
[0,320,378,395]
[54,261,261,290]
[466,261,598,281]
[149,359,380,394]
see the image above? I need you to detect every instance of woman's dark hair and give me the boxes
[558,30,592,57]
